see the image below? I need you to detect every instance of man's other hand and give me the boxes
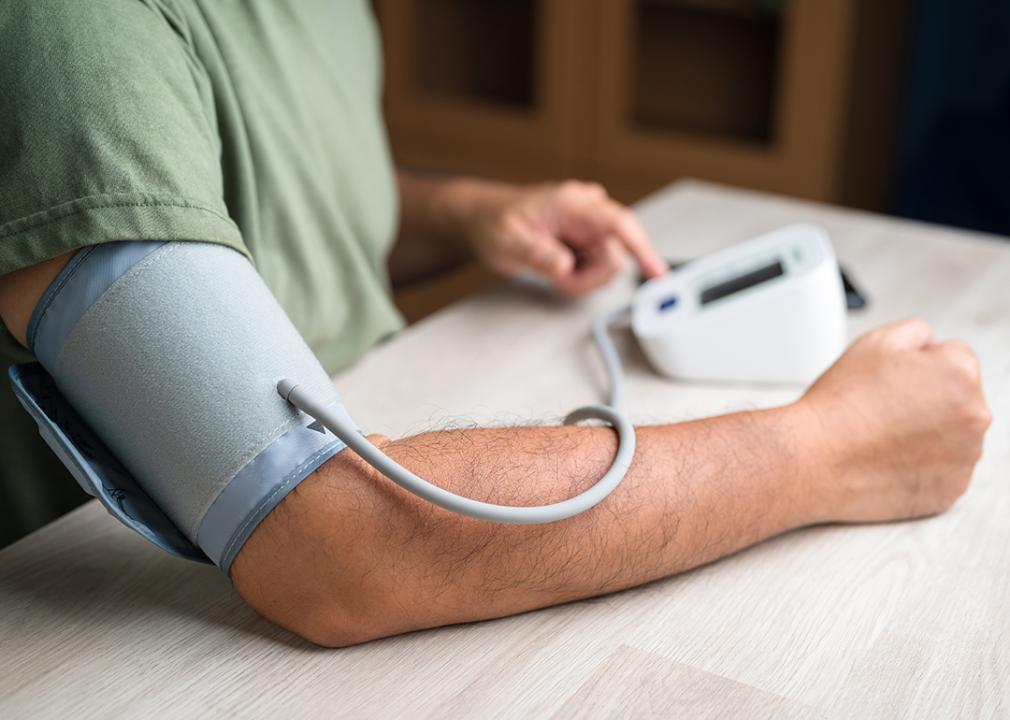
[798,317,991,524]
[458,179,668,295]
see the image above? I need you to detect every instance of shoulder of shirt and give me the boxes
[0,0,190,71]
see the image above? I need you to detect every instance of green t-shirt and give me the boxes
[0,0,404,545]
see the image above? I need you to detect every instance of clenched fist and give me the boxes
[797,317,991,523]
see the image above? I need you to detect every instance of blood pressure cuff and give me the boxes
[8,241,355,572]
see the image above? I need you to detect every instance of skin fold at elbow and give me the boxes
[228,434,420,648]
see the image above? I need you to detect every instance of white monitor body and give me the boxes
[631,224,848,384]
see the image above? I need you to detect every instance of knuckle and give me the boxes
[499,212,525,237]
[879,316,929,341]
[940,338,971,356]
[893,315,928,331]
[859,325,889,347]
[861,327,883,343]
[940,341,981,383]
[497,235,532,262]
[971,404,993,432]
[559,179,609,203]
[876,318,914,337]
[499,219,532,253]
[559,179,583,196]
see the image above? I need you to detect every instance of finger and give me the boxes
[517,226,575,280]
[555,237,626,296]
[574,180,607,201]
[873,316,936,350]
[604,202,668,279]
[555,192,667,278]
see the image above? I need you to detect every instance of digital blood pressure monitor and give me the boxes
[631,224,847,383]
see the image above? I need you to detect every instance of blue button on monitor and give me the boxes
[657,295,678,312]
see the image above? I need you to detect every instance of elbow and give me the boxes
[233,536,403,649]
[229,440,422,648]
[287,601,388,650]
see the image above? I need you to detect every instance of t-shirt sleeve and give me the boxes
[0,0,246,277]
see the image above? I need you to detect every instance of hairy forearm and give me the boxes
[232,404,822,646]
[388,171,511,287]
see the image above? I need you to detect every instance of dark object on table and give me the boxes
[839,266,868,310]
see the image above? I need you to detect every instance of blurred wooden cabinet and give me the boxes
[376,0,911,210]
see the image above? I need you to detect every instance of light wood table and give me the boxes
[3,181,1008,719]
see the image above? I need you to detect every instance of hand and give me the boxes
[459,179,667,296]
[796,317,991,523]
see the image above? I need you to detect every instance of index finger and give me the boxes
[575,198,668,279]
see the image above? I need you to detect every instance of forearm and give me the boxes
[388,171,513,287]
[231,403,823,646]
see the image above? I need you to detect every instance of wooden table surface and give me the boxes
[3,181,1009,719]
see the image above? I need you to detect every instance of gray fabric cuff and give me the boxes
[25,240,352,570]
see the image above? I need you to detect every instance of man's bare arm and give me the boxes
[387,172,479,287]
[1,261,989,649]
[231,318,989,647]
[230,407,819,646]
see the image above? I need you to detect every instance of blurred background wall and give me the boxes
[375,0,1010,321]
